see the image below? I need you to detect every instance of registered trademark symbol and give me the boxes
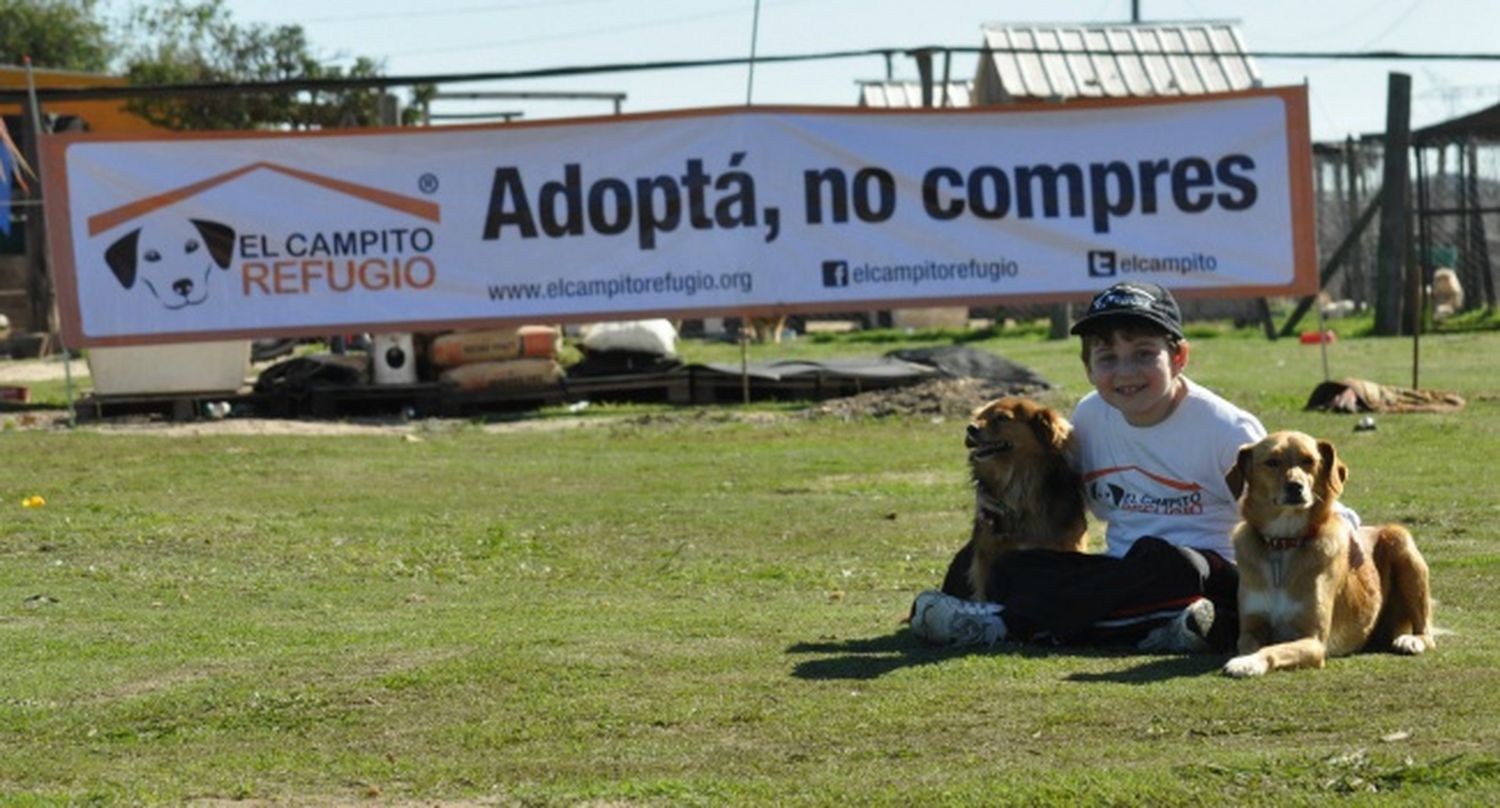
[418,173,439,194]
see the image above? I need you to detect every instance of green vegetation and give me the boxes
[2,325,1498,804]
[0,0,423,131]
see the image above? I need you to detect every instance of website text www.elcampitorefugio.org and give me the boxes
[487,268,753,302]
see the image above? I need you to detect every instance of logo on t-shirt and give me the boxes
[1097,482,1127,507]
[1087,467,1204,515]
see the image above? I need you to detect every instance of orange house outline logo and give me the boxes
[87,161,441,236]
[87,161,444,309]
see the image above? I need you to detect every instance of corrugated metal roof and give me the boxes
[1412,100,1500,144]
[974,21,1260,104]
[858,80,974,108]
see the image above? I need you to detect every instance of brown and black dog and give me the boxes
[1223,431,1434,677]
[942,396,1089,602]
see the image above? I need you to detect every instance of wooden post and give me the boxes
[914,49,935,108]
[739,317,751,405]
[1256,298,1276,341]
[379,92,401,127]
[1279,195,1381,337]
[1048,303,1071,340]
[17,109,55,337]
[1373,73,1411,337]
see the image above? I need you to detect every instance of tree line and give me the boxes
[0,0,429,129]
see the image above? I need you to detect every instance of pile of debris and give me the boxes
[809,346,1056,420]
[809,376,1049,420]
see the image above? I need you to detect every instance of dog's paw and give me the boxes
[1223,654,1269,678]
[1392,634,1431,655]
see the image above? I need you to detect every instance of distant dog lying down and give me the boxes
[1223,431,1434,677]
[941,396,1088,602]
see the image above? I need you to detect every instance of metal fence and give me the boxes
[1413,137,1499,313]
[1312,134,1498,317]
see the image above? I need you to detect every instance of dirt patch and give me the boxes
[3,355,1065,434]
[4,380,1065,436]
[0,357,87,384]
[77,416,424,437]
[3,410,626,437]
[806,377,1058,420]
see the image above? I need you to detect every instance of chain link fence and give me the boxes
[1312,133,1498,319]
[1414,137,1499,314]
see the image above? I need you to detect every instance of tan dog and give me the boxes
[1223,431,1433,677]
[954,396,1088,601]
[1431,267,1464,320]
[747,314,789,343]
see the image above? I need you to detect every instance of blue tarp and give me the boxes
[1,138,13,237]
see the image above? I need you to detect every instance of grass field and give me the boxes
[3,321,1499,805]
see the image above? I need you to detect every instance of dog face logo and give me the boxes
[104,218,236,309]
[1091,481,1127,508]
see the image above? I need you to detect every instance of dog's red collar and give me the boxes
[1262,519,1323,551]
[1263,521,1363,568]
[1264,534,1311,551]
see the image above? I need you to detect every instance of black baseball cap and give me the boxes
[1069,281,1184,339]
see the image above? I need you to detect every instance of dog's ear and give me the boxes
[1226,444,1255,500]
[1028,407,1072,452]
[190,219,236,269]
[1316,439,1347,500]
[104,229,141,289]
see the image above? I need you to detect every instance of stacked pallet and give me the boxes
[430,326,564,391]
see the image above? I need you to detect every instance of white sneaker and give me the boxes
[1136,598,1214,654]
[909,590,1008,647]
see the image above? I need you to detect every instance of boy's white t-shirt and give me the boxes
[1071,377,1266,561]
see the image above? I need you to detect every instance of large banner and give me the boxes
[44,87,1314,347]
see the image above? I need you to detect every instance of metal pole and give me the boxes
[1410,149,1423,390]
[23,59,75,428]
[745,0,762,106]
[1316,297,1330,381]
[1467,138,1496,308]
[740,0,762,404]
[1414,143,1431,389]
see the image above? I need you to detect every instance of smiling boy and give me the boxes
[911,281,1262,652]
[1069,281,1261,564]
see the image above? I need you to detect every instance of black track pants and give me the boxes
[940,536,1239,651]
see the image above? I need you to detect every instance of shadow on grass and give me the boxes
[786,632,1226,682]
[786,632,971,680]
[1064,653,1227,683]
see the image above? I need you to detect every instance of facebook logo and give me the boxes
[1087,250,1118,278]
[821,260,849,288]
